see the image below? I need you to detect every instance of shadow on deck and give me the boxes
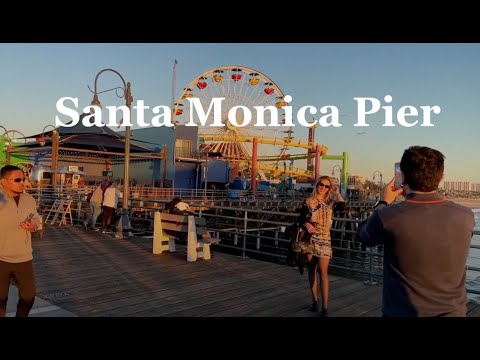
[21,225,480,317]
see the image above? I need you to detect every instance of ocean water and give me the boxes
[466,209,480,303]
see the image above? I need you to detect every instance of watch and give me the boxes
[374,200,389,209]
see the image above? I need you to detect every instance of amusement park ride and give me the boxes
[173,65,349,192]
[0,127,35,176]
[1,65,349,194]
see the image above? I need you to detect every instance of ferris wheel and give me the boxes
[173,65,293,178]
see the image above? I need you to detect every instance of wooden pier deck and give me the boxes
[29,225,480,317]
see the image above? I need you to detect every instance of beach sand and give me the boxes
[447,198,480,209]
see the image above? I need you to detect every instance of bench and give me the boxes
[152,212,220,261]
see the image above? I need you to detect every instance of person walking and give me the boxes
[0,165,42,317]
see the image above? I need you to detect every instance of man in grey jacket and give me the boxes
[356,146,475,317]
[0,165,42,317]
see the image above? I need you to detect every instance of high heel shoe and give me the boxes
[309,302,319,312]
[320,307,328,317]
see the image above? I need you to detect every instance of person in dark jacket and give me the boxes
[356,146,475,317]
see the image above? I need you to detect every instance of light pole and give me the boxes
[2,129,27,164]
[89,68,133,239]
[37,125,56,146]
[203,150,209,202]
[331,164,342,183]
[373,170,383,194]
[35,124,58,191]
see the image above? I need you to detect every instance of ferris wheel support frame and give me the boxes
[251,137,258,192]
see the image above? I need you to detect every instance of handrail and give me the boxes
[25,187,480,290]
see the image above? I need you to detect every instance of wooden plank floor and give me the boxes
[31,225,479,317]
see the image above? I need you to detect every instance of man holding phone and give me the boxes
[0,165,42,317]
[356,146,475,317]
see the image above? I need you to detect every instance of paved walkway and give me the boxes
[6,285,77,317]
[5,225,478,317]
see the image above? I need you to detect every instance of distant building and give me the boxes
[442,181,471,192]
[117,125,231,189]
[347,174,365,187]
[115,126,175,187]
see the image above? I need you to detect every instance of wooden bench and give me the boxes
[152,212,220,261]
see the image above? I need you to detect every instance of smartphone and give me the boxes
[394,162,402,189]
[19,213,34,226]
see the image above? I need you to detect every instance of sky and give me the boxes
[1,43,479,183]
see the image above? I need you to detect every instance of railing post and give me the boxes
[364,248,377,286]
[242,210,248,259]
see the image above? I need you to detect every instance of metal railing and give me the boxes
[26,188,479,291]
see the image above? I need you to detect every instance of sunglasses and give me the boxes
[9,177,27,183]
[317,183,331,189]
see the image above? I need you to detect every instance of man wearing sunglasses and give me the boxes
[0,165,42,317]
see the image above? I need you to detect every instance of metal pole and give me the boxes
[342,152,348,198]
[171,59,178,192]
[251,137,258,193]
[123,82,132,210]
[373,170,383,197]
[204,152,208,201]
[90,68,132,238]
[162,145,168,188]
[242,210,248,259]
[314,144,321,180]
[51,131,59,192]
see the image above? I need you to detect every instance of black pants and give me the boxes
[0,260,36,317]
[102,206,115,231]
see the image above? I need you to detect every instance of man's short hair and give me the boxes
[1,165,22,179]
[400,146,445,192]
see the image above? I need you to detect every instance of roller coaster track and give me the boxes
[200,132,328,179]
[199,133,328,153]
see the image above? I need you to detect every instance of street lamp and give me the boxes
[203,150,209,202]
[89,68,133,239]
[36,124,56,146]
[332,164,342,183]
[1,129,27,164]
[373,170,383,192]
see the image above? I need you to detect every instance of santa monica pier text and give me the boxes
[55,95,441,128]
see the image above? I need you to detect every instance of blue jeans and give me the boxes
[86,201,102,229]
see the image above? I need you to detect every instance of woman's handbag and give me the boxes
[293,228,314,254]
[291,227,310,275]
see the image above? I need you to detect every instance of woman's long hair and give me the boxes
[306,176,335,209]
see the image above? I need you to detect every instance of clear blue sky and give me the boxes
[1,43,479,183]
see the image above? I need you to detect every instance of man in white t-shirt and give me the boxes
[101,182,121,233]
